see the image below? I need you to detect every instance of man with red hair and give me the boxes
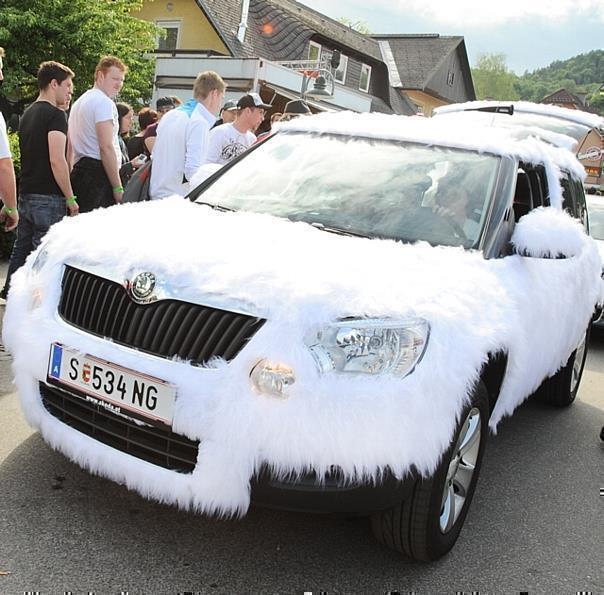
[68,55,128,212]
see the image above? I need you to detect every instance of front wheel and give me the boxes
[537,327,589,407]
[371,381,489,561]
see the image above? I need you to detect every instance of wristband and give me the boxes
[66,195,77,206]
[2,205,17,215]
[113,185,124,193]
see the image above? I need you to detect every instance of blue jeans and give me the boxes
[3,193,67,295]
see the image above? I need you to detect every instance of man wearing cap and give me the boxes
[156,96,176,116]
[149,71,225,199]
[211,99,237,129]
[206,93,271,166]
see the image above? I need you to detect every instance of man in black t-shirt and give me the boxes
[2,60,78,298]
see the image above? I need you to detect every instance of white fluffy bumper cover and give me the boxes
[4,198,603,516]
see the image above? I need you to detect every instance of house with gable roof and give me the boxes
[133,0,473,118]
[540,88,590,111]
[372,34,476,116]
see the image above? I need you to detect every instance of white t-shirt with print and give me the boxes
[206,123,256,166]
[68,88,121,170]
[0,113,11,159]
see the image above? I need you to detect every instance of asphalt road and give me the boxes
[0,306,602,593]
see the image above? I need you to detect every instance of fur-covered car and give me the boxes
[4,112,603,561]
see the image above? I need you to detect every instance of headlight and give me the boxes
[305,317,429,378]
[31,245,50,274]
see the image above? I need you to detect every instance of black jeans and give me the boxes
[71,157,114,214]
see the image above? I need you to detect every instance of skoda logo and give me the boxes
[129,272,156,302]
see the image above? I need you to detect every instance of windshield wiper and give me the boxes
[194,201,234,212]
[308,221,369,238]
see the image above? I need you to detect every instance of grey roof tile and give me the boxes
[372,34,463,89]
[199,0,383,62]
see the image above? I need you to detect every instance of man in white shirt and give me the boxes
[0,47,18,232]
[68,55,127,213]
[206,93,271,166]
[150,71,226,200]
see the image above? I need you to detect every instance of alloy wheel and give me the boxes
[439,407,482,533]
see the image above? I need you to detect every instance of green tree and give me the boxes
[588,92,604,116]
[471,53,519,100]
[515,49,604,102]
[0,0,160,108]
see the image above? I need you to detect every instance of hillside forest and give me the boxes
[471,50,604,115]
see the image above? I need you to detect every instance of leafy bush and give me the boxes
[8,131,19,178]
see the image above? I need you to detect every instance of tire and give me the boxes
[371,381,489,561]
[537,327,589,407]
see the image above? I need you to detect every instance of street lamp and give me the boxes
[301,73,333,100]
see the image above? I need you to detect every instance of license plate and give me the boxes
[47,343,176,426]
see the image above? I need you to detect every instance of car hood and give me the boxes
[37,197,503,323]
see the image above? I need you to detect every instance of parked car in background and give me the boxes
[434,101,604,194]
[4,112,602,562]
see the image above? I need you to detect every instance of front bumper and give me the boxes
[40,379,415,515]
[251,467,415,514]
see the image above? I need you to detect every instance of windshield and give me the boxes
[588,198,604,240]
[195,132,500,248]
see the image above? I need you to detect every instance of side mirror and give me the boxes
[510,207,587,259]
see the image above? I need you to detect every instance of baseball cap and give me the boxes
[237,92,272,110]
[220,99,238,113]
[156,96,175,111]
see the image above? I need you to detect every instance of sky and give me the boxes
[298,0,604,74]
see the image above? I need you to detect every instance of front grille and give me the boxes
[59,265,265,365]
[40,382,199,473]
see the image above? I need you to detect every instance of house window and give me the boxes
[334,54,348,84]
[157,20,181,51]
[320,49,348,84]
[447,71,455,86]
[308,41,321,63]
[359,64,371,93]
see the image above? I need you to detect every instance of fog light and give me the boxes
[250,359,295,399]
[31,287,44,309]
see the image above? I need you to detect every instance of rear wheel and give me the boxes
[371,381,488,561]
[537,327,589,407]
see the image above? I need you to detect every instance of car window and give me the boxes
[196,132,501,249]
[560,174,588,228]
[561,176,575,215]
[572,178,588,227]
[525,165,548,207]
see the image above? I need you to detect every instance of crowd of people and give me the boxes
[0,50,311,298]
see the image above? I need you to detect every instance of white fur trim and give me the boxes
[3,171,602,517]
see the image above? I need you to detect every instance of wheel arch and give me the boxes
[480,351,508,414]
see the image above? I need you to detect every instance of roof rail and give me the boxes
[471,105,515,116]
